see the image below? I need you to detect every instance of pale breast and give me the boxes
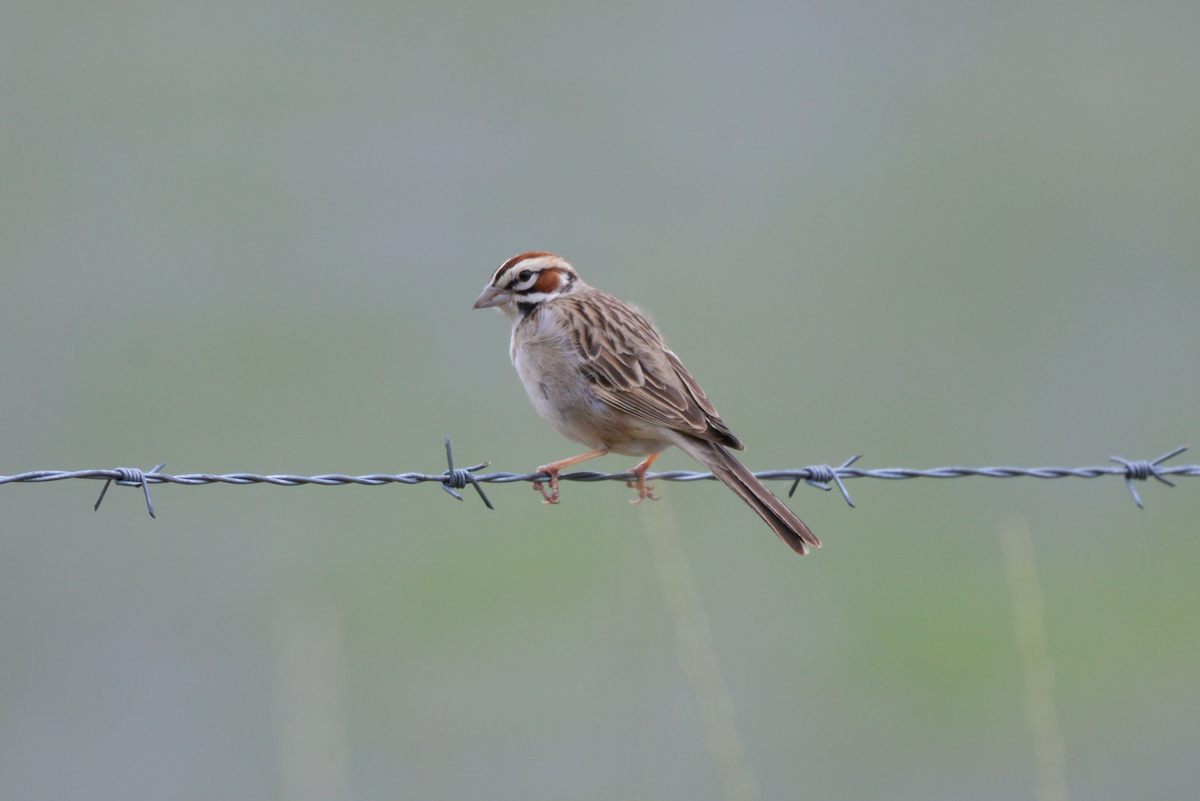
[510,307,669,455]
[512,312,599,444]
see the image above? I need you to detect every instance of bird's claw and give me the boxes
[533,469,560,504]
[626,478,660,504]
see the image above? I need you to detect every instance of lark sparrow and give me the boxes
[473,252,820,555]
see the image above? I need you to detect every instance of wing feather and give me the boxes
[559,291,743,449]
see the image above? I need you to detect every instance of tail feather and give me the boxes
[672,435,821,555]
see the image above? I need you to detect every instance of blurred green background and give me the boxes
[1,2,1198,798]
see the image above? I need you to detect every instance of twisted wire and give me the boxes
[1,442,1193,518]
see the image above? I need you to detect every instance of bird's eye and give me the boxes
[518,270,533,283]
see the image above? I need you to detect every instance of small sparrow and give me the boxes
[473,252,820,555]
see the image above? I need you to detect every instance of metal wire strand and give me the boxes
[1,441,1194,517]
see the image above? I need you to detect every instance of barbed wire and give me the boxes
[1,438,1193,519]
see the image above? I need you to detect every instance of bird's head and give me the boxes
[473,252,580,319]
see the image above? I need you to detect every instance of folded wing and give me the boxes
[560,291,744,450]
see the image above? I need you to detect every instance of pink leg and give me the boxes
[533,448,610,504]
[627,453,662,504]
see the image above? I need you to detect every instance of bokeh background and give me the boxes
[2,2,1198,799]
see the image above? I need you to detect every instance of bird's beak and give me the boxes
[473,285,511,309]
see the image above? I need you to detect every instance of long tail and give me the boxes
[671,435,821,555]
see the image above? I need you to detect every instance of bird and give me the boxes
[473,252,820,555]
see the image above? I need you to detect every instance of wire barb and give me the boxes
[440,436,493,509]
[788,455,862,507]
[93,464,166,518]
[1109,445,1187,509]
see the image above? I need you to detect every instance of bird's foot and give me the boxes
[531,448,612,505]
[627,455,661,504]
[626,479,660,504]
[533,466,560,504]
